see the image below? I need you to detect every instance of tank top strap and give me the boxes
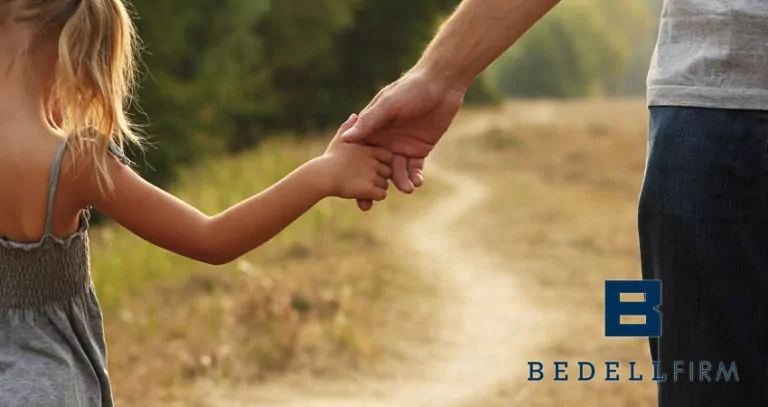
[44,139,69,236]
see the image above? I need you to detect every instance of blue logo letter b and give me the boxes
[605,280,661,337]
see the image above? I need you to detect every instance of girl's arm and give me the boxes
[77,115,392,265]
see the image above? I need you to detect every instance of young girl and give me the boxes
[0,1,392,405]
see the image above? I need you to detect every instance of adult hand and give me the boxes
[343,68,466,198]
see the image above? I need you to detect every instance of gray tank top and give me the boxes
[0,140,114,406]
[647,0,768,110]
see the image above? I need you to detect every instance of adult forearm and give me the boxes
[416,0,560,90]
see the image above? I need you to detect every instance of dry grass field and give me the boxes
[447,98,657,406]
[94,98,659,406]
[90,137,435,405]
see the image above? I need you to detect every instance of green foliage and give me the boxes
[330,0,456,117]
[490,0,655,99]
[464,76,504,107]
[124,0,658,187]
[612,0,663,95]
[127,0,456,186]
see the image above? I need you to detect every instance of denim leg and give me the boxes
[639,107,768,406]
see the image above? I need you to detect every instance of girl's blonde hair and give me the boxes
[11,0,141,189]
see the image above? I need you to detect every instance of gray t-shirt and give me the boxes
[647,0,768,110]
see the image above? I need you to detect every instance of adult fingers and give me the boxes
[408,158,425,188]
[391,154,414,194]
[341,97,391,143]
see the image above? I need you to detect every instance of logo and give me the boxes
[525,280,740,383]
[604,280,661,337]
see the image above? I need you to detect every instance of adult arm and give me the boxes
[345,0,561,195]
[415,0,561,92]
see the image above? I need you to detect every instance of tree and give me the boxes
[127,0,459,186]
[490,0,654,98]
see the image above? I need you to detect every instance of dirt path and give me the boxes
[196,113,555,407]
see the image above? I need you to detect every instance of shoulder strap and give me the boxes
[108,141,130,165]
[44,139,68,235]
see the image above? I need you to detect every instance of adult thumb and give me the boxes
[341,105,386,143]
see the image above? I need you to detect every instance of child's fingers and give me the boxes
[372,147,393,164]
[374,176,389,190]
[357,199,373,212]
[377,163,392,179]
[333,114,359,142]
[360,187,387,202]
[371,188,388,202]
[356,177,387,211]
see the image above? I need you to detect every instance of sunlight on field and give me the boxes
[447,99,657,407]
[90,98,660,406]
[89,136,432,405]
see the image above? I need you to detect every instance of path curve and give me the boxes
[200,116,550,407]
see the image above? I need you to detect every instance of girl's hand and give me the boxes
[316,114,393,204]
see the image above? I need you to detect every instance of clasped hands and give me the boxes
[338,69,467,210]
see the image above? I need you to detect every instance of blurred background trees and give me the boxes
[129,0,457,185]
[127,0,663,186]
[489,0,661,99]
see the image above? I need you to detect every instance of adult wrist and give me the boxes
[409,63,471,98]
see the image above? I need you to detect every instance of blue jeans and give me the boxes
[639,107,768,406]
